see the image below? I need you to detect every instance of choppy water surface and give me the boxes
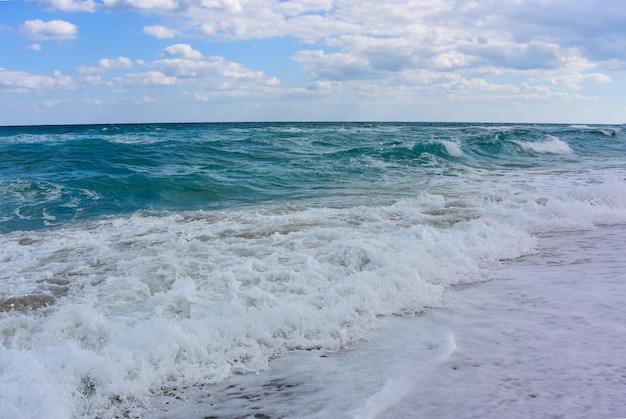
[1,122,625,417]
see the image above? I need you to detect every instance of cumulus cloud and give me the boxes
[18,19,78,41]
[143,25,176,38]
[459,41,565,71]
[279,0,622,100]
[102,0,623,104]
[10,0,623,119]
[292,50,375,81]
[180,0,624,71]
[23,0,626,75]
[77,56,134,76]
[152,56,266,82]
[84,52,279,95]
[162,44,202,59]
[549,72,613,91]
[116,71,177,86]
[69,46,278,96]
[0,68,74,91]
[99,56,134,69]
[265,77,280,86]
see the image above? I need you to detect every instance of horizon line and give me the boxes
[1,120,624,128]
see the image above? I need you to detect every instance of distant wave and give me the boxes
[599,128,620,137]
[513,136,573,154]
[468,125,515,132]
[568,124,621,137]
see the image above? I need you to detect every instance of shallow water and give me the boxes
[141,226,626,418]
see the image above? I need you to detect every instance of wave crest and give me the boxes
[513,136,573,154]
[440,140,463,157]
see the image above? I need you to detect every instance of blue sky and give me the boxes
[1,0,625,125]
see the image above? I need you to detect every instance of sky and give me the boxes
[1,0,625,125]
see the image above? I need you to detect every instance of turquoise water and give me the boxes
[2,122,623,232]
[1,122,625,418]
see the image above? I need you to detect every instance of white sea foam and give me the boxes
[0,206,526,417]
[469,125,515,132]
[568,124,621,137]
[513,135,573,154]
[148,226,626,419]
[0,180,100,229]
[599,128,619,137]
[2,172,626,418]
[440,140,463,157]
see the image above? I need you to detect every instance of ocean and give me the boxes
[1,122,625,418]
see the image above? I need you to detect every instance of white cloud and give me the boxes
[585,73,612,83]
[152,56,266,83]
[102,0,180,11]
[143,25,176,39]
[191,92,210,102]
[18,19,78,41]
[84,52,279,95]
[77,56,134,77]
[99,56,134,69]
[77,66,103,76]
[26,43,42,51]
[80,75,103,85]
[441,75,520,94]
[42,99,66,107]
[152,58,216,78]
[162,44,202,60]
[169,0,626,72]
[27,0,96,12]
[279,0,624,102]
[116,71,178,86]
[292,49,375,81]
[274,0,333,16]
[84,98,105,105]
[265,77,280,86]
[26,0,623,77]
[548,72,613,91]
[7,0,626,124]
[458,41,568,71]
[133,94,156,104]
[0,68,74,91]
[67,48,279,96]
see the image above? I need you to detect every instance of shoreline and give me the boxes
[143,225,626,418]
